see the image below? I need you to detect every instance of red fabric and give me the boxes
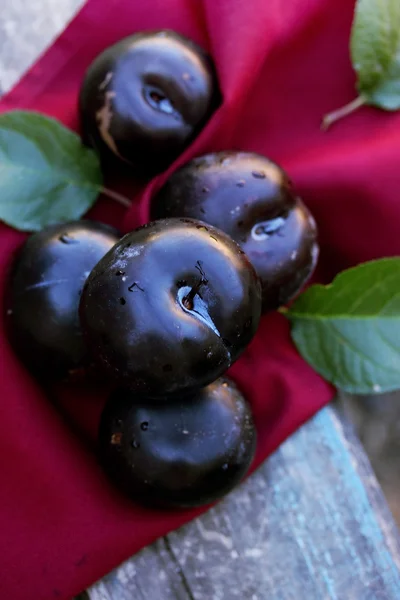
[0,0,399,597]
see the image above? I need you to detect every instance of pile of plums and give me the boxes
[5,30,319,509]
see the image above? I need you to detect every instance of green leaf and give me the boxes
[286,258,400,395]
[0,110,102,232]
[351,0,400,110]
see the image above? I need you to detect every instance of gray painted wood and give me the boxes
[2,3,400,599]
[339,391,400,525]
[84,407,400,600]
[0,0,83,95]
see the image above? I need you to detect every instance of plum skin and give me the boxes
[151,151,319,311]
[98,377,257,508]
[6,220,120,380]
[79,30,220,177]
[79,218,262,398]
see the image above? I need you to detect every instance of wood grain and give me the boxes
[340,391,400,526]
[0,0,83,95]
[86,407,400,600]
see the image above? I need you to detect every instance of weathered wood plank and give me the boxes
[86,407,400,600]
[339,390,400,525]
[0,0,83,95]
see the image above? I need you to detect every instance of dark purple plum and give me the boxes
[98,377,256,508]
[79,218,262,398]
[79,30,219,177]
[6,220,120,380]
[151,151,319,311]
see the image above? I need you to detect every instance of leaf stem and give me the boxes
[100,186,131,208]
[321,95,366,130]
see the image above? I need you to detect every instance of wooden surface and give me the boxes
[2,2,400,599]
[83,407,400,600]
[0,0,82,95]
[340,391,400,526]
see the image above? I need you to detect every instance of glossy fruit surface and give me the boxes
[151,151,319,311]
[79,218,262,398]
[6,220,120,380]
[79,30,219,176]
[98,377,256,508]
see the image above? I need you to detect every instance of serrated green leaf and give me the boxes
[0,111,102,231]
[286,258,400,394]
[351,0,400,110]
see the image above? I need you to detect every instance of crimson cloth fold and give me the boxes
[1,0,398,598]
